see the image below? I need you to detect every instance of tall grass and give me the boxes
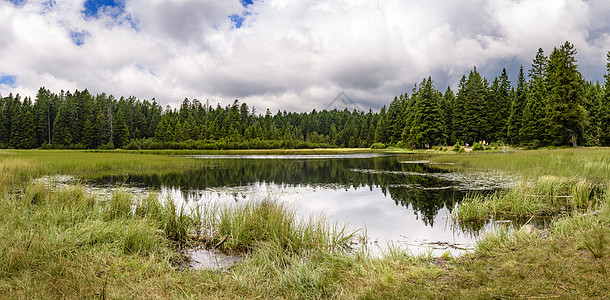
[201,199,357,254]
[454,176,602,222]
[0,157,42,192]
[426,148,610,183]
[3,149,207,179]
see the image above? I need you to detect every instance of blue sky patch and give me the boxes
[5,0,26,6]
[230,14,246,28]
[0,74,17,87]
[82,0,124,18]
[81,0,139,30]
[240,0,253,7]
[70,30,88,46]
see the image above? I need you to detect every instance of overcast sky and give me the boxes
[1,0,610,112]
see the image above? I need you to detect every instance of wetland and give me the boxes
[1,148,608,299]
[87,152,517,256]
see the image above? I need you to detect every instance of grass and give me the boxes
[201,199,357,254]
[454,176,602,222]
[1,148,610,298]
[424,147,610,183]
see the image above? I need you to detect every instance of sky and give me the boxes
[1,0,610,112]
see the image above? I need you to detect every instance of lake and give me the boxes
[91,153,515,256]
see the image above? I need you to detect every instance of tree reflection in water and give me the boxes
[91,154,508,228]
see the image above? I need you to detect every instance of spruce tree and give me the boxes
[406,77,444,148]
[374,106,389,143]
[508,66,527,145]
[492,68,511,142]
[452,76,468,143]
[440,87,454,145]
[601,52,610,146]
[114,108,130,148]
[521,49,549,148]
[545,41,585,147]
[454,68,488,144]
[9,96,23,148]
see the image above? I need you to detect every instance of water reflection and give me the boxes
[91,153,514,255]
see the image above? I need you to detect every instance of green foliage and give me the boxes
[453,68,489,144]
[472,142,484,151]
[404,77,444,148]
[545,42,586,147]
[370,142,387,149]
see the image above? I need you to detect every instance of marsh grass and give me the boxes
[0,183,179,298]
[426,147,610,183]
[2,150,207,180]
[0,157,42,192]
[202,199,357,254]
[454,176,601,222]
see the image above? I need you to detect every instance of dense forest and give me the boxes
[1,41,609,150]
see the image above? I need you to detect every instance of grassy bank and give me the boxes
[423,147,610,183]
[454,175,604,222]
[1,149,609,298]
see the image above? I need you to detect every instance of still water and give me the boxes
[93,153,514,256]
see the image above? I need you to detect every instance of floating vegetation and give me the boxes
[348,168,517,191]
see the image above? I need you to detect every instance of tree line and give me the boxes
[1,41,609,150]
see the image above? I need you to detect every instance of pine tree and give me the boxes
[489,68,511,142]
[33,87,55,147]
[374,106,389,143]
[508,66,527,145]
[440,87,454,145]
[386,95,407,144]
[9,96,23,148]
[52,103,74,146]
[406,77,444,148]
[545,41,585,147]
[114,108,130,148]
[521,48,549,148]
[452,76,467,143]
[94,108,111,146]
[601,52,610,146]
[453,68,488,144]
[20,97,36,148]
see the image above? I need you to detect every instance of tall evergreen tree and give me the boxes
[545,41,585,147]
[9,96,24,148]
[114,108,130,148]
[489,68,511,142]
[601,52,610,146]
[453,68,488,144]
[521,48,549,148]
[405,77,444,148]
[508,66,527,145]
[440,87,454,145]
[374,106,389,143]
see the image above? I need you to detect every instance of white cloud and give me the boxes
[1,0,609,111]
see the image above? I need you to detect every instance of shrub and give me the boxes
[371,143,387,149]
[472,143,484,151]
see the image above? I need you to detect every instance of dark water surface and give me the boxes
[92,153,515,256]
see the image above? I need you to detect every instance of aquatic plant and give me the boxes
[202,199,357,254]
[453,176,601,222]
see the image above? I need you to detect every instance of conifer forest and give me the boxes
[2,42,609,150]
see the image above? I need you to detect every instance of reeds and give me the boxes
[201,199,357,254]
[453,176,602,222]
[428,147,610,183]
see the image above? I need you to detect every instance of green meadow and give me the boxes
[0,148,609,299]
